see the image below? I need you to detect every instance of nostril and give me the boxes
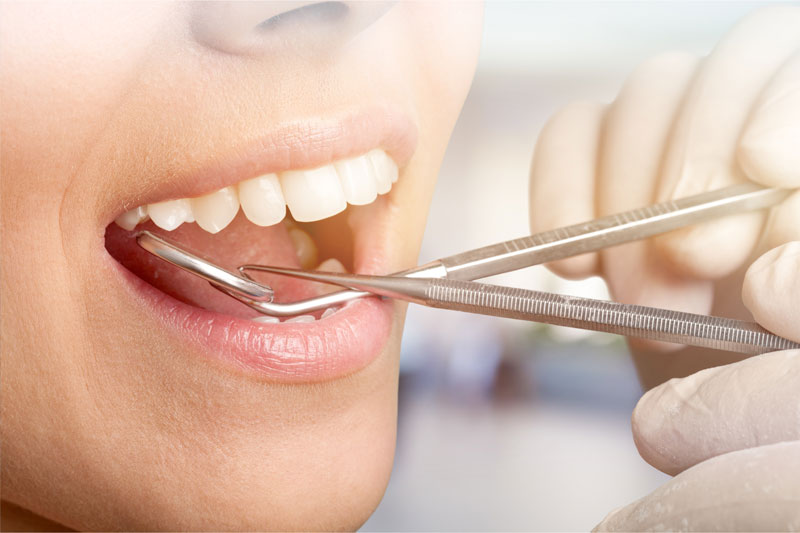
[257,2,349,32]
[191,1,394,57]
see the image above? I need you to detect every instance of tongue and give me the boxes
[105,213,322,318]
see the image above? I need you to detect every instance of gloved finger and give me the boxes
[743,241,800,343]
[653,6,800,280]
[595,440,800,532]
[738,49,800,253]
[529,101,605,279]
[598,52,713,352]
[762,191,800,251]
[631,349,800,476]
[597,52,699,215]
[738,50,800,189]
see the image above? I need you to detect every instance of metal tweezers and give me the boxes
[137,183,800,355]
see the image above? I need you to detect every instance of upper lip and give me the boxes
[102,103,418,227]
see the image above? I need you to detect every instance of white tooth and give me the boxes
[147,199,193,231]
[314,258,348,296]
[191,186,239,234]
[285,315,315,323]
[321,308,337,319]
[289,227,319,269]
[367,149,398,194]
[280,164,346,222]
[238,173,286,226]
[317,258,347,273]
[252,315,280,324]
[335,155,378,206]
[114,206,147,230]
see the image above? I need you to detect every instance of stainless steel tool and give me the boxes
[243,265,799,355]
[136,182,797,353]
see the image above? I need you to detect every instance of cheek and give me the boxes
[403,2,484,124]
[0,3,177,190]
[366,3,482,260]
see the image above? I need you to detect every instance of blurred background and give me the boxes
[363,2,768,531]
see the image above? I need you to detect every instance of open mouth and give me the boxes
[103,109,417,382]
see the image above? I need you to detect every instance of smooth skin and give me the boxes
[530,7,800,529]
[0,2,482,530]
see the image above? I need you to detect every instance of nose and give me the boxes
[191,1,395,56]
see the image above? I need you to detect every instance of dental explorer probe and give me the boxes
[240,266,800,356]
[138,182,791,317]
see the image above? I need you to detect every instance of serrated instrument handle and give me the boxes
[424,279,799,355]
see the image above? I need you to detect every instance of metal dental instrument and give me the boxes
[136,231,275,305]
[136,183,795,352]
[240,265,800,355]
[139,182,789,316]
[137,224,798,353]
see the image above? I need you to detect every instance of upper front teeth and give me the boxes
[335,155,378,205]
[192,186,239,234]
[238,173,286,227]
[114,148,399,232]
[280,164,347,223]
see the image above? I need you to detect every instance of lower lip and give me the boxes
[109,257,394,383]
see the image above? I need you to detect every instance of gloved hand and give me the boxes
[530,5,800,382]
[596,244,800,530]
[528,6,800,530]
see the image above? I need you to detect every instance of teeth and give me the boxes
[288,227,319,269]
[285,315,316,324]
[317,258,347,273]
[367,148,398,193]
[335,156,378,206]
[314,258,348,295]
[281,164,347,222]
[252,315,280,324]
[113,149,398,233]
[238,173,286,226]
[191,186,239,234]
[147,199,193,231]
[252,309,340,324]
[114,206,148,231]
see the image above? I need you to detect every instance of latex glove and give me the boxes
[528,7,800,530]
[529,6,800,387]
[595,243,800,530]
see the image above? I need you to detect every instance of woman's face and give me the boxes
[0,2,481,530]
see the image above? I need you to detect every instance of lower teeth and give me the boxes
[250,306,339,324]
[285,315,315,324]
[252,315,280,324]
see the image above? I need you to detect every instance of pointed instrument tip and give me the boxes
[238,265,429,303]
[239,265,355,287]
